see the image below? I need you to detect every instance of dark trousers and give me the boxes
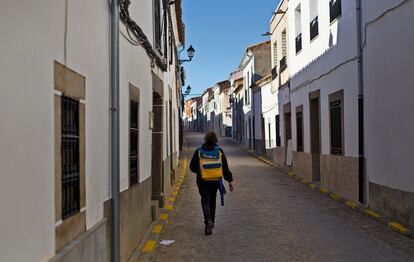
[197,180,220,224]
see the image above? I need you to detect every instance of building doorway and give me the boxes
[310,91,321,182]
[284,103,292,165]
[152,91,164,206]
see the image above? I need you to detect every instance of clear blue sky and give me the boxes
[182,0,279,98]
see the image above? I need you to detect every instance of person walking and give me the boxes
[189,132,234,235]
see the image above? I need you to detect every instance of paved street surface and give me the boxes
[146,132,414,262]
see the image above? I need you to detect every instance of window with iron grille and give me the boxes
[273,42,278,69]
[268,123,272,147]
[153,0,162,50]
[276,114,281,147]
[281,29,287,58]
[310,16,319,41]
[61,96,80,219]
[296,108,304,152]
[295,34,302,54]
[130,101,139,186]
[330,0,341,23]
[330,91,343,155]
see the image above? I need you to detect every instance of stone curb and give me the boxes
[228,138,414,240]
[135,141,190,260]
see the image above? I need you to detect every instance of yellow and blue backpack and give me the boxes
[198,145,223,181]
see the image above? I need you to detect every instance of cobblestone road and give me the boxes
[145,132,414,262]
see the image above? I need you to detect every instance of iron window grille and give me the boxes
[329,0,341,23]
[295,33,302,54]
[296,111,304,152]
[153,0,162,50]
[130,101,139,186]
[330,99,343,155]
[268,123,272,147]
[279,56,287,73]
[310,16,319,41]
[61,96,80,220]
[271,66,278,80]
[276,115,281,147]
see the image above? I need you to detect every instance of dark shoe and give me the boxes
[204,221,214,235]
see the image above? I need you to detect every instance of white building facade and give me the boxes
[362,0,414,228]
[0,0,184,261]
[283,0,361,202]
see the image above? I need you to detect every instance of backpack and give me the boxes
[198,145,223,181]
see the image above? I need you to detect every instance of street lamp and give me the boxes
[183,85,192,96]
[179,85,191,152]
[179,45,196,64]
[273,10,286,15]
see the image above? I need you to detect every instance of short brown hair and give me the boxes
[204,132,218,144]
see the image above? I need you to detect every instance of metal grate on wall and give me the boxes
[61,96,81,220]
[330,100,343,155]
[130,101,139,186]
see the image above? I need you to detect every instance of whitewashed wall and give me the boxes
[288,0,358,77]
[262,84,279,148]
[363,0,414,193]
[0,0,112,260]
[287,0,359,157]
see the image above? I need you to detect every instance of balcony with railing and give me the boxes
[295,33,302,54]
[279,56,287,73]
[310,16,319,41]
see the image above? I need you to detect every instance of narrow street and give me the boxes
[143,132,414,262]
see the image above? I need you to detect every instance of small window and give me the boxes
[329,0,341,23]
[130,100,139,186]
[268,122,272,147]
[329,90,344,155]
[309,0,319,41]
[276,114,281,147]
[272,42,278,80]
[280,30,288,72]
[281,30,287,58]
[61,96,81,219]
[296,106,304,152]
[295,5,302,54]
[153,0,162,49]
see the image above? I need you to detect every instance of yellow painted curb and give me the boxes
[366,209,381,219]
[143,240,157,252]
[345,200,358,209]
[330,194,342,201]
[152,224,163,234]
[388,222,408,234]
[319,188,329,194]
[159,213,168,221]
[308,184,317,190]
[172,191,178,196]
[168,197,176,202]
[165,205,174,211]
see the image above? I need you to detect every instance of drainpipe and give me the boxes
[110,0,120,261]
[356,0,365,204]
